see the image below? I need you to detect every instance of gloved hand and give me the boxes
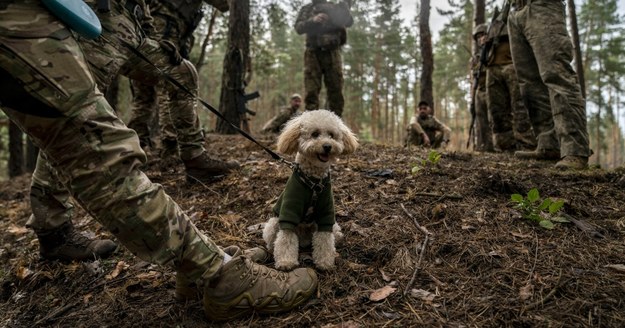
[159,40,183,66]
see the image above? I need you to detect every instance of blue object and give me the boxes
[41,0,102,39]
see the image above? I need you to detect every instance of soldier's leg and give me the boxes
[304,48,322,111]
[0,5,222,280]
[475,88,494,152]
[487,66,516,151]
[505,64,536,150]
[128,80,158,151]
[27,152,117,261]
[508,7,559,156]
[156,86,179,160]
[523,1,590,160]
[322,49,345,117]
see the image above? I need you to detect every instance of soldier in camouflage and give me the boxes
[471,24,495,152]
[0,0,317,320]
[127,0,228,161]
[261,93,302,134]
[295,0,353,117]
[405,101,452,149]
[484,19,536,152]
[508,0,590,169]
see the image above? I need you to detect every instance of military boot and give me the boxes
[35,222,117,262]
[175,246,271,301]
[554,156,588,170]
[514,149,560,161]
[202,248,317,321]
[184,152,240,184]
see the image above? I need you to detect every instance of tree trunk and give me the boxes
[419,0,434,113]
[216,0,250,134]
[567,0,585,99]
[8,121,23,178]
[196,8,220,72]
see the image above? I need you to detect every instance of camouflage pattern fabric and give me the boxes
[486,62,537,151]
[475,88,494,151]
[295,0,353,117]
[80,0,205,162]
[508,0,590,157]
[0,0,223,281]
[406,115,451,148]
[261,106,299,134]
[302,48,345,117]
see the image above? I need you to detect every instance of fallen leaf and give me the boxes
[106,261,128,280]
[369,285,397,302]
[7,224,28,235]
[136,271,160,280]
[246,223,265,232]
[379,269,391,282]
[511,231,532,239]
[410,288,436,302]
[83,293,93,304]
[16,266,33,280]
[321,320,361,328]
[519,283,534,301]
[604,264,625,273]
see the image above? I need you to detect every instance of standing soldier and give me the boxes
[485,17,537,152]
[0,0,317,320]
[508,0,591,169]
[471,24,495,152]
[261,93,302,134]
[295,0,353,117]
[127,0,229,161]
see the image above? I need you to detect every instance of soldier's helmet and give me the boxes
[473,24,487,40]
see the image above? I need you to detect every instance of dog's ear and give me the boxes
[277,116,301,154]
[340,123,359,155]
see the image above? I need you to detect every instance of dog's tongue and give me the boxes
[318,153,330,162]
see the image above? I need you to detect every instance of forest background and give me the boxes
[0,0,624,180]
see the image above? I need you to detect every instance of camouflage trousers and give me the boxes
[127,12,194,153]
[0,1,223,281]
[304,48,345,117]
[508,0,590,157]
[486,63,537,151]
[82,0,205,161]
[474,87,494,152]
[405,126,444,149]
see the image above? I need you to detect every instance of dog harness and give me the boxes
[272,165,335,232]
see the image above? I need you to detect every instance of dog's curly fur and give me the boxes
[262,110,358,271]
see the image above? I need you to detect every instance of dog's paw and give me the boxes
[275,260,299,271]
[314,258,336,271]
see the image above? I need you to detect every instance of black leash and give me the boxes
[102,35,293,168]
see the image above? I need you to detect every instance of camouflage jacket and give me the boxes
[295,0,353,49]
[261,106,299,134]
[410,115,451,141]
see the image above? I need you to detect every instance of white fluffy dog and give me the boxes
[262,109,358,271]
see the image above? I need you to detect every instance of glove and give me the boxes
[159,40,183,66]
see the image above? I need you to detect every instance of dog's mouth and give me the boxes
[317,153,330,162]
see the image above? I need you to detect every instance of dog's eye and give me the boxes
[312,131,320,138]
[329,132,335,139]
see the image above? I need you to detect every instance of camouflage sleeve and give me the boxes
[408,116,425,134]
[261,108,290,133]
[433,117,452,141]
[338,2,353,28]
[294,4,319,35]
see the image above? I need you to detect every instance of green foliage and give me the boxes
[411,149,441,174]
[510,188,569,229]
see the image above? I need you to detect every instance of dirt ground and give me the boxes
[1,134,624,328]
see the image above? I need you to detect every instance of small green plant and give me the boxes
[510,188,569,229]
[411,150,441,174]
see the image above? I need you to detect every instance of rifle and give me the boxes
[466,3,507,149]
[231,48,260,134]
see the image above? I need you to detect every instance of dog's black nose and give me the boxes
[323,144,332,153]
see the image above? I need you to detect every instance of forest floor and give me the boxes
[1,134,625,328]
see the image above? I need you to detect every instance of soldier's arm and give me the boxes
[434,117,452,142]
[294,5,320,35]
[339,2,354,28]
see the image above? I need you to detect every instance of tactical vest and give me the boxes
[159,0,203,33]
